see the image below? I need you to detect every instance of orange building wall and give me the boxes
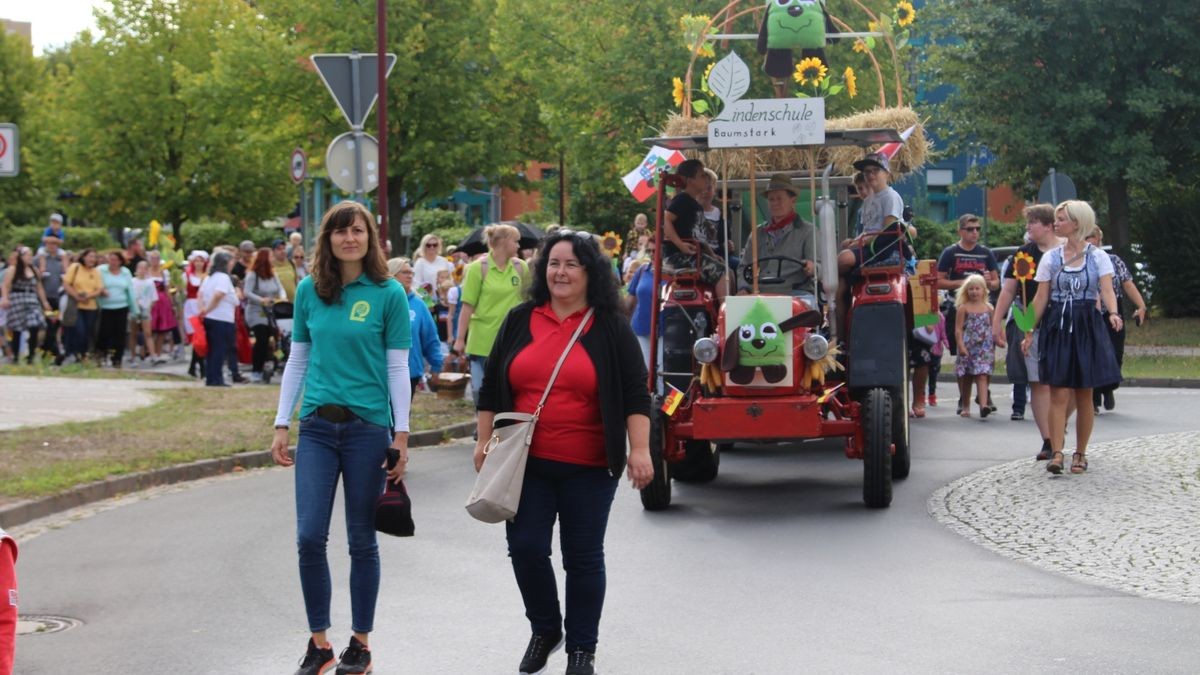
[988,184,1026,223]
[500,162,554,221]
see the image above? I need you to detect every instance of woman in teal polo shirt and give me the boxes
[271,201,412,675]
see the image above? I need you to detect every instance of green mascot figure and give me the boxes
[757,0,836,97]
[720,299,821,385]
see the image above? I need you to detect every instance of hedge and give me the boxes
[179,222,283,255]
[0,225,118,254]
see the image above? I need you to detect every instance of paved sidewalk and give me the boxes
[929,430,1200,604]
[0,376,190,431]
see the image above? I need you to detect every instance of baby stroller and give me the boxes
[262,301,294,384]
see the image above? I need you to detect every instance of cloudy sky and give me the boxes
[1,0,103,55]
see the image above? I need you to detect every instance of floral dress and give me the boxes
[955,310,994,377]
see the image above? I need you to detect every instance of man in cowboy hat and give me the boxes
[737,173,817,306]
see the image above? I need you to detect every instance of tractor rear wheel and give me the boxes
[862,387,893,508]
[891,386,910,480]
[672,440,720,483]
[640,407,672,511]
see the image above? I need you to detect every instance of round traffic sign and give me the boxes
[290,148,307,184]
[0,134,7,159]
[325,132,380,194]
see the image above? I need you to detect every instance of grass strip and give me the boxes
[0,384,473,501]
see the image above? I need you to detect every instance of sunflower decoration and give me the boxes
[844,67,858,98]
[600,231,623,257]
[793,56,828,87]
[1010,251,1039,331]
[896,1,917,27]
[700,62,715,94]
[672,77,685,108]
[1011,251,1037,282]
[852,39,869,54]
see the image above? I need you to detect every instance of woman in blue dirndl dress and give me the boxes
[1022,200,1122,475]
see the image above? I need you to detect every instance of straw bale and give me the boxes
[660,106,930,179]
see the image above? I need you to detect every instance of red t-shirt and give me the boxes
[509,304,606,467]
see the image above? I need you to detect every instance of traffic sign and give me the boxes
[0,124,18,177]
[1038,168,1077,205]
[290,147,307,183]
[326,132,380,194]
[311,53,397,129]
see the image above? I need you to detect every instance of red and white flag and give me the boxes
[877,125,916,160]
[622,146,685,202]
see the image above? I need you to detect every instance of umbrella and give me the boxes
[456,222,544,256]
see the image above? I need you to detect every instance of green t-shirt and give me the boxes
[460,253,528,357]
[292,274,412,429]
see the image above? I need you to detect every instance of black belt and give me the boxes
[316,404,357,423]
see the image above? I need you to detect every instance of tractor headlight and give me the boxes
[693,337,719,364]
[803,334,829,361]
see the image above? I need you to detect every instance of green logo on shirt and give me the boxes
[349,300,371,322]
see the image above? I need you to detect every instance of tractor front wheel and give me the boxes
[640,406,672,511]
[862,387,894,508]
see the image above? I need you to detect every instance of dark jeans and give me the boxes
[928,353,942,396]
[506,457,619,652]
[203,318,235,386]
[97,307,129,365]
[67,309,98,358]
[9,327,40,364]
[294,413,390,633]
[250,323,273,373]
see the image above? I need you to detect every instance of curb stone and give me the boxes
[935,373,1200,389]
[0,420,476,530]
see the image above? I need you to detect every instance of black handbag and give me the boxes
[376,448,414,537]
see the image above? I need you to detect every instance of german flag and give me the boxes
[661,385,685,417]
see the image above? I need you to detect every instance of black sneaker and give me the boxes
[295,638,335,675]
[564,649,596,675]
[336,636,372,674]
[519,632,564,674]
[1011,411,1024,421]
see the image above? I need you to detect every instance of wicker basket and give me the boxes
[434,355,471,400]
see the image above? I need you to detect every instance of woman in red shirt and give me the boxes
[476,230,653,675]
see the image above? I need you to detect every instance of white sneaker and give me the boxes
[249,372,263,383]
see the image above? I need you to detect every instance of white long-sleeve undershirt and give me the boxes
[274,343,412,433]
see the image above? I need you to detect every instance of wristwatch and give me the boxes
[275,425,289,431]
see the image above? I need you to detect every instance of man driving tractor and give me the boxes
[736,173,817,307]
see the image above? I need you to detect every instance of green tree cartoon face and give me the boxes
[737,300,788,367]
[765,0,827,51]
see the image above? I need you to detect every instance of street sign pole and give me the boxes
[376,0,390,249]
[349,50,364,196]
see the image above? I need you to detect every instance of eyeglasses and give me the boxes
[425,242,440,248]
[960,227,981,232]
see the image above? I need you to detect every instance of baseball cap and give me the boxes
[853,152,891,174]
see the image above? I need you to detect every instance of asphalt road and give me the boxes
[13,386,1200,674]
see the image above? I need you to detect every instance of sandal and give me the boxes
[976,397,991,418]
[1071,452,1088,474]
[959,410,971,418]
[1047,451,1065,474]
[911,397,926,418]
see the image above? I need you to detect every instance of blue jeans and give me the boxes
[469,355,487,407]
[506,457,619,652]
[294,413,390,633]
[68,308,98,358]
[203,318,235,386]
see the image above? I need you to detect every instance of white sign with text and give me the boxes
[707,98,825,148]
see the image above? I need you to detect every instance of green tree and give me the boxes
[0,29,48,227]
[923,0,1200,260]
[251,0,543,247]
[33,0,302,244]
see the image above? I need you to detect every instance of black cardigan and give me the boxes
[477,302,652,477]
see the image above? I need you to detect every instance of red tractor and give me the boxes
[640,131,935,509]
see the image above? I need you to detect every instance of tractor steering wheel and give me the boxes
[742,255,810,287]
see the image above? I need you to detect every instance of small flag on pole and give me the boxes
[661,384,685,417]
[623,146,685,202]
[876,125,916,160]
